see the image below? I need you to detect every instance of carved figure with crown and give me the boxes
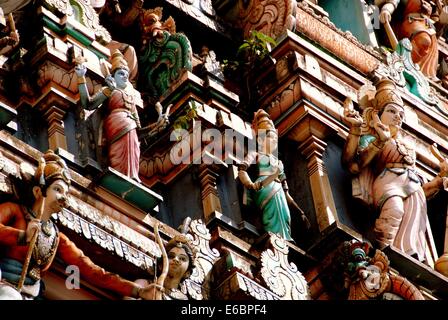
[0,150,149,299]
[75,50,169,182]
[340,241,424,300]
[237,110,310,242]
[342,79,448,264]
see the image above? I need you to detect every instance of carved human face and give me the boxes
[44,179,69,214]
[380,104,404,128]
[114,68,129,89]
[258,129,278,154]
[168,246,190,280]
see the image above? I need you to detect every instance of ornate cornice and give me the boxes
[214,270,281,300]
[296,1,380,74]
[43,0,111,43]
[54,209,157,271]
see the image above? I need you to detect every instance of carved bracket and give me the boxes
[256,232,310,300]
[182,219,221,299]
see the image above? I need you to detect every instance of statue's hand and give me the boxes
[251,181,262,191]
[439,159,448,177]
[138,283,164,300]
[379,10,391,24]
[26,218,41,243]
[8,31,19,45]
[104,75,116,90]
[156,114,169,130]
[74,63,87,77]
[343,98,363,127]
[372,111,390,142]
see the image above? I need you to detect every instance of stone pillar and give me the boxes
[44,106,67,150]
[198,163,223,223]
[298,135,338,232]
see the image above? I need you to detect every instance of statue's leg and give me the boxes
[410,32,432,64]
[374,196,404,248]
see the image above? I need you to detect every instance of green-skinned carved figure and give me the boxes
[138,7,192,100]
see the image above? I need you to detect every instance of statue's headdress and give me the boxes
[371,79,403,111]
[357,78,404,135]
[252,109,276,134]
[34,150,71,194]
[110,49,129,75]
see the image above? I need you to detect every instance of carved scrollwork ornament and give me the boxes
[259,233,310,300]
[180,219,220,300]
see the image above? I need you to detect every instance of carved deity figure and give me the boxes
[344,241,424,300]
[377,0,448,79]
[138,7,193,100]
[75,50,168,182]
[75,50,142,181]
[342,241,424,300]
[0,150,149,299]
[135,229,194,300]
[342,79,448,263]
[238,110,310,241]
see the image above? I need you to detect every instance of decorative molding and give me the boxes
[44,105,67,150]
[215,270,281,300]
[296,0,380,74]
[258,232,310,300]
[237,0,297,40]
[54,209,157,271]
[198,164,223,222]
[65,196,161,258]
[43,0,111,43]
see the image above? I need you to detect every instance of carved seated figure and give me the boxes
[138,7,193,100]
[342,79,448,263]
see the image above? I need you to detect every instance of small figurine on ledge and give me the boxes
[75,50,168,182]
[238,110,310,242]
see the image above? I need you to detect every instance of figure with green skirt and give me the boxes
[238,110,310,241]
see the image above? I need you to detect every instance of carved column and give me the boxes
[44,106,67,150]
[198,164,223,222]
[298,135,338,232]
